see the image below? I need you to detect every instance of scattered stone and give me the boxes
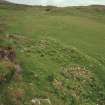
[31,98,52,105]
[31,98,41,105]
[61,65,93,81]
[52,79,63,90]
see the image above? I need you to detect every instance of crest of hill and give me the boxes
[0,0,9,3]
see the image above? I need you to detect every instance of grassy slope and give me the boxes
[1,4,105,63]
[0,3,105,105]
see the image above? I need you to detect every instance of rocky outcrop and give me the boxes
[0,47,16,62]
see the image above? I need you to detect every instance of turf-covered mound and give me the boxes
[0,34,105,105]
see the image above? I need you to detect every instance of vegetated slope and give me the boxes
[0,3,105,65]
[0,3,105,105]
[0,34,105,105]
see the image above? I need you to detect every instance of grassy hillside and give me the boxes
[0,3,105,105]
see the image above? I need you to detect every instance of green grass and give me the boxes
[0,3,105,105]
